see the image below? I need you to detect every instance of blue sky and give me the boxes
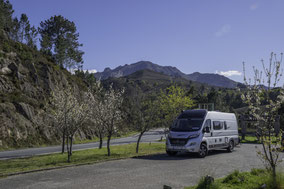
[10,0,284,82]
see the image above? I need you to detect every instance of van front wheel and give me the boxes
[227,140,234,152]
[198,143,207,158]
[166,151,177,156]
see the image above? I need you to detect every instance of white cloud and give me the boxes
[216,70,242,77]
[215,24,231,37]
[85,69,97,74]
[250,3,259,11]
[69,69,97,74]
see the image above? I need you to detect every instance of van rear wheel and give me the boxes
[198,143,207,158]
[227,140,234,152]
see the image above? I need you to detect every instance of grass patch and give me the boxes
[240,136,260,144]
[186,169,284,189]
[0,143,165,177]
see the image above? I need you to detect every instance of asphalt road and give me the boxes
[1,144,283,189]
[0,129,165,160]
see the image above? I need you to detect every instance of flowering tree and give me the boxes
[85,81,106,149]
[49,86,87,162]
[99,84,124,156]
[242,53,284,184]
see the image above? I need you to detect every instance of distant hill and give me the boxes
[125,69,188,83]
[186,72,238,88]
[95,61,185,79]
[95,61,240,88]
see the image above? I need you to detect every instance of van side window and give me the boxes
[213,121,223,130]
[205,119,211,129]
[224,121,227,130]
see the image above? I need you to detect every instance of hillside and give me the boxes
[0,34,87,149]
[186,72,238,88]
[95,61,239,88]
[95,61,185,80]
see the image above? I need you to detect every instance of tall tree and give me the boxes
[0,0,14,34]
[38,15,84,69]
[18,13,29,42]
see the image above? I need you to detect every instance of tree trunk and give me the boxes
[99,133,103,149]
[107,135,111,156]
[67,150,71,163]
[62,132,65,154]
[66,136,71,163]
[271,163,277,187]
[70,136,73,156]
[136,131,144,153]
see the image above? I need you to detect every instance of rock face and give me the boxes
[95,61,239,88]
[0,50,85,149]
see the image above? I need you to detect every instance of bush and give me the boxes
[222,170,246,185]
[196,176,220,189]
[251,168,266,176]
[2,41,11,52]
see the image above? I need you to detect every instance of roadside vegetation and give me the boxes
[0,143,165,177]
[186,169,284,189]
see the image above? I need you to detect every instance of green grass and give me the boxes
[0,143,165,177]
[185,169,284,189]
[240,136,260,144]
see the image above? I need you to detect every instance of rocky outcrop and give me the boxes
[0,49,85,149]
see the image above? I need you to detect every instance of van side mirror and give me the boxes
[203,126,210,133]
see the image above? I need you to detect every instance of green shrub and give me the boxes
[196,176,220,189]
[2,41,11,52]
[222,170,246,185]
[251,168,266,176]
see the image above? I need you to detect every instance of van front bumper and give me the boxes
[166,139,200,153]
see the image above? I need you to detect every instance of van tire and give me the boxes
[198,143,208,158]
[166,151,177,156]
[227,140,234,152]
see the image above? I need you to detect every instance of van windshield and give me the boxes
[170,118,204,132]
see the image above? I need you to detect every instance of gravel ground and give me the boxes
[0,144,283,189]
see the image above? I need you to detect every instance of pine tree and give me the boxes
[38,15,84,70]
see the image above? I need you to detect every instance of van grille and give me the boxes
[169,138,189,146]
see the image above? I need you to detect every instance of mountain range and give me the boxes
[94,61,240,88]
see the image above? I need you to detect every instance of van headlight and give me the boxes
[188,134,200,139]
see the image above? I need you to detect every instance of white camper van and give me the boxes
[166,109,239,158]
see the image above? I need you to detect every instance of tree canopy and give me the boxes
[38,15,84,70]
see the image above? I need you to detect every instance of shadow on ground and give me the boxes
[133,149,229,161]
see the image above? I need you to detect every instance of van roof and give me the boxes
[206,111,236,120]
[179,109,236,120]
[178,109,207,119]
